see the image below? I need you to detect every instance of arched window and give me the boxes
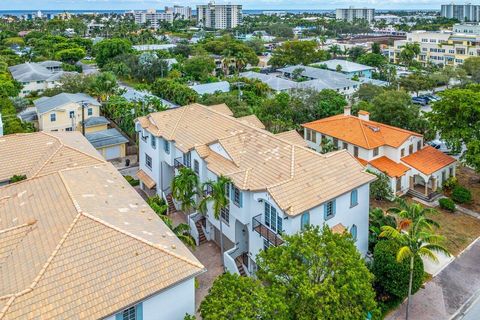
[301,212,310,231]
[350,224,358,241]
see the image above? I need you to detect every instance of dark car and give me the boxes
[412,97,428,105]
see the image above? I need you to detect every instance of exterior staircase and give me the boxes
[195,217,207,245]
[235,256,247,277]
[166,194,176,214]
[407,188,441,202]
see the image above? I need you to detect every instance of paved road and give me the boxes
[387,239,480,320]
[459,293,480,320]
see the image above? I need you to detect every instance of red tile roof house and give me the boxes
[302,106,457,201]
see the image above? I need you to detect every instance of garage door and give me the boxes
[105,145,121,160]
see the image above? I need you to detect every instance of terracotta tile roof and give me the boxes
[0,134,204,320]
[0,132,104,182]
[331,223,346,234]
[302,114,422,149]
[275,130,309,147]
[356,157,369,166]
[401,146,456,175]
[137,169,156,189]
[369,156,410,178]
[137,104,376,216]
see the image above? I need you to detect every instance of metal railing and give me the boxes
[252,214,283,246]
[174,157,185,169]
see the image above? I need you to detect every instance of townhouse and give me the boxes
[135,103,376,277]
[302,107,457,201]
[312,59,375,79]
[8,61,70,97]
[0,132,205,320]
[388,29,480,66]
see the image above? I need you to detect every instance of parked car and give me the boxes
[424,94,441,102]
[412,97,428,105]
[427,140,454,154]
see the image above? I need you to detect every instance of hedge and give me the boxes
[439,198,456,212]
[452,186,472,204]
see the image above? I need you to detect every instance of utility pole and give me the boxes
[81,101,87,136]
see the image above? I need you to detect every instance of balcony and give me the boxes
[252,214,283,246]
[174,157,185,169]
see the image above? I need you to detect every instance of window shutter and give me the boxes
[115,313,122,320]
[323,203,327,220]
[333,199,336,215]
[239,191,243,208]
[136,302,143,320]
[230,184,234,201]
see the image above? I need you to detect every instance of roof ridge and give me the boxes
[167,104,190,140]
[358,118,372,149]
[42,131,105,163]
[0,221,36,235]
[0,212,82,319]
[81,212,204,270]
[27,142,63,178]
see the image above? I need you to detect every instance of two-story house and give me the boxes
[135,103,376,277]
[302,107,457,200]
[32,93,128,160]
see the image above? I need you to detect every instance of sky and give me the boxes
[0,0,449,11]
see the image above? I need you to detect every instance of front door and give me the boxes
[396,177,402,192]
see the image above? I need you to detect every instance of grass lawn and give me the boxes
[456,166,480,213]
[370,198,480,257]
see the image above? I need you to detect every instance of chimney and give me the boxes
[358,110,370,121]
[344,103,351,116]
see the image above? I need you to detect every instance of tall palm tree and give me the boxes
[380,217,450,320]
[198,175,231,269]
[328,44,341,59]
[388,198,439,228]
[171,167,199,214]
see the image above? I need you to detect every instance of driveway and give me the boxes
[387,239,480,320]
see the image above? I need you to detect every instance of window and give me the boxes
[373,147,379,157]
[145,154,152,169]
[333,138,338,148]
[305,129,311,141]
[401,148,405,157]
[193,159,199,175]
[183,152,191,167]
[69,111,75,118]
[417,140,422,151]
[350,224,358,241]
[353,146,359,157]
[163,140,170,154]
[87,108,93,116]
[324,200,336,220]
[231,185,242,207]
[221,206,229,224]
[264,202,282,233]
[350,189,358,207]
[301,212,310,230]
[117,303,143,320]
[151,135,156,149]
[66,127,73,132]
[409,144,413,155]
[50,113,56,122]
[343,142,348,150]
[122,306,136,320]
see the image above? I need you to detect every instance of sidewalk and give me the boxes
[386,239,480,320]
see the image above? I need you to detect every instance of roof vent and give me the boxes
[368,126,380,132]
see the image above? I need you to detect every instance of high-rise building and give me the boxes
[336,7,375,22]
[165,5,192,20]
[197,3,243,29]
[441,3,480,22]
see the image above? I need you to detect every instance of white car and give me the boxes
[427,140,454,154]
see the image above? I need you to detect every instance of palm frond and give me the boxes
[396,246,413,262]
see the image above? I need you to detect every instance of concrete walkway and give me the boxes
[386,239,480,320]
[423,251,454,276]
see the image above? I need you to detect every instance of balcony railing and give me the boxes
[174,157,185,169]
[252,214,283,246]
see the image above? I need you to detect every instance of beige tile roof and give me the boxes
[275,130,309,147]
[138,104,376,216]
[0,134,204,320]
[237,115,265,129]
[0,132,104,182]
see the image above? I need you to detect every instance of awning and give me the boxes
[137,169,156,189]
[331,223,346,234]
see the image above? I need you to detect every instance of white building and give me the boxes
[374,14,402,25]
[0,132,204,320]
[197,3,243,29]
[135,103,375,276]
[388,29,480,66]
[441,3,480,22]
[336,7,375,22]
[453,22,480,34]
[302,108,457,200]
[8,61,70,97]
[165,6,192,20]
[134,9,174,28]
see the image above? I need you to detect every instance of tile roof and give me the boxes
[237,115,265,129]
[401,146,456,175]
[190,81,230,95]
[34,93,100,115]
[303,114,422,149]
[331,223,346,234]
[0,133,204,320]
[83,115,109,128]
[137,104,376,216]
[0,132,104,182]
[85,128,129,148]
[369,156,410,178]
[8,63,63,82]
[275,130,309,147]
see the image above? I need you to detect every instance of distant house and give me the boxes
[240,72,296,92]
[122,88,178,109]
[302,107,457,200]
[8,61,71,97]
[312,59,375,79]
[32,93,128,160]
[133,44,176,51]
[189,81,231,95]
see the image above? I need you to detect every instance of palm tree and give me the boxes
[89,72,118,102]
[369,207,396,251]
[387,198,439,228]
[328,44,341,59]
[380,217,450,320]
[234,51,248,74]
[198,175,231,269]
[160,215,196,249]
[171,167,200,214]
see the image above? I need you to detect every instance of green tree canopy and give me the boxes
[93,38,132,67]
[183,55,216,81]
[55,47,86,64]
[269,40,330,68]
[462,57,480,83]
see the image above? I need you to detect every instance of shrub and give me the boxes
[439,198,456,212]
[367,170,394,201]
[372,239,424,300]
[124,175,139,186]
[147,195,168,215]
[10,174,27,183]
[452,186,472,204]
[442,176,458,192]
